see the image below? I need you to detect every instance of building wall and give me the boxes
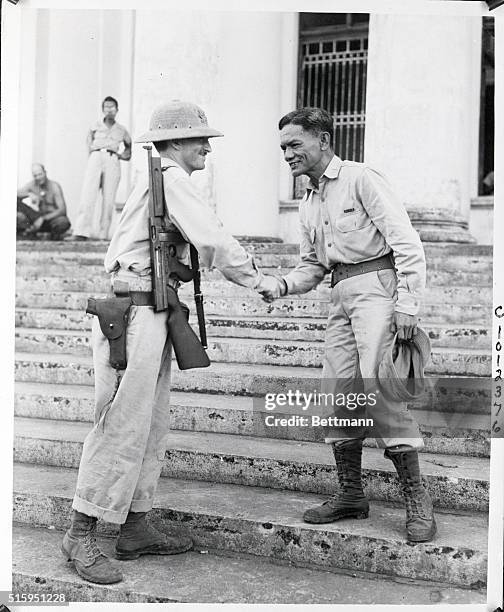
[17,9,491,243]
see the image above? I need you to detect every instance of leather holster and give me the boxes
[86,297,133,370]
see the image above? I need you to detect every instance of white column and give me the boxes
[131,10,224,213]
[278,13,303,244]
[99,10,136,207]
[212,12,284,238]
[278,13,300,203]
[132,10,284,238]
[17,9,38,187]
[38,10,103,222]
[364,14,482,242]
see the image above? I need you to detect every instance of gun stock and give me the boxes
[166,286,210,370]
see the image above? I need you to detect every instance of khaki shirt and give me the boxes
[89,120,131,153]
[283,155,426,316]
[105,158,267,292]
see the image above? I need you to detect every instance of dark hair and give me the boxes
[102,96,119,110]
[278,107,334,142]
[153,140,171,154]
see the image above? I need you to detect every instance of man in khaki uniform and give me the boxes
[68,96,132,241]
[261,107,436,543]
[62,100,279,584]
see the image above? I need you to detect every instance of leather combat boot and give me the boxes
[115,511,193,560]
[384,448,437,543]
[61,510,123,584]
[303,439,369,524]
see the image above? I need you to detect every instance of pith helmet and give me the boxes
[135,100,223,143]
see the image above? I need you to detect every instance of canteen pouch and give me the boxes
[86,296,133,370]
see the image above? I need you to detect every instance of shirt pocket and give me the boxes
[334,206,371,233]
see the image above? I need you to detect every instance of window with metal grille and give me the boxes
[294,13,369,198]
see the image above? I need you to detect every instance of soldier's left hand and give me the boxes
[259,275,286,303]
[392,312,418,341]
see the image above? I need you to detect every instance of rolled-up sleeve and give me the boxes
[357,168,426,316]
[164,173,266,290]
[283,203,328,294]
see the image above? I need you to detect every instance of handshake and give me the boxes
[258,274,288,303]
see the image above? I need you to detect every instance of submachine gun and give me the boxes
[145,145,210,370]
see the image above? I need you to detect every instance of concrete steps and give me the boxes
[13,462,488,589]
[16,262,493,294]
[13,417,489,512]
[14,328,491,376]
[14,382,490,457]
[14,353,493,413]
[15,261,492,306]
[17,256,492,291]
[15,308,492,351]
[12,524,484,604]
[15,258,493,288]
[16,290,492,326]
[15,239,493,265]
[12,240,492,601]
[15,276,493,318]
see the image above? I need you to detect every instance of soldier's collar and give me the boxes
[160,157,182,171]
[307,155,343,192]
[322,155,343,179]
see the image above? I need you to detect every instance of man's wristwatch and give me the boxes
[279,277,288,296]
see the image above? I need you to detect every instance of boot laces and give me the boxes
[403,479,429,519]
[82,530,103,562]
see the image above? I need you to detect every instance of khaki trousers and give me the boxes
[74,150,121,240]
[72,305,172,524]
[321,268,423,450]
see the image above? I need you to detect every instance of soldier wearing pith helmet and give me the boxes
[62,100,281,585]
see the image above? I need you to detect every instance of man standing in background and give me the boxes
[17,163,71,240]
[67,96,132,241]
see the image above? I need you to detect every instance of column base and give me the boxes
[406,207,475,243]
[235,235,283,243]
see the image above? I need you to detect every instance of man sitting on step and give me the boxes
[61,100,280,585]
[17,163,71,240]
[259,107,436,544]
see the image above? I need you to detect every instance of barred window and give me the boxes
[295,13,369,198]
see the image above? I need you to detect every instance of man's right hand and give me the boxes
[30,217,44,232]
[259,275,287,303]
